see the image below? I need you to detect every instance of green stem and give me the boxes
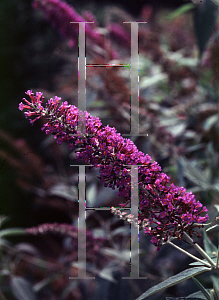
[216,246,219,269]
[183,232,216,268]
[167,241,212,268]
[210,290,214,300]
[0,228,26,238]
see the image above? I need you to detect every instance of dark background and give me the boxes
[0,0,192,227]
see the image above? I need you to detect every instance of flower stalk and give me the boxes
[167,240,212,268]
[183,232,216,268]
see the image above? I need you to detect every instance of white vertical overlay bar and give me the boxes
[130,22,139,136]
[122,165,147,279]
[122,22,148,137]
[69,165,95,279]
[78,165,86,278]
[78,22,86,136]
[130,166,139,278]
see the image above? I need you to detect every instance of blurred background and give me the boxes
[1,0,219,299]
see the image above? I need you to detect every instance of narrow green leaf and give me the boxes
[100,247,140,262]
[135,267,211,300]
[0,215,10,228]
[188,290,213,299]
[0,228,26,238]
[214,205,219,213]
[192,277,211,300]
[211,275,219,299]
[203,229,218,257]
[166,3,196,20]
[111,226,130,237]
[189,262,211,266]
[10,276,37,300]
[190,257,217,266]
[203,115,219,131]
[213,286,219,300]
[217,246,219,268]
[178,157,208,187]
[61,281,78,299]
[166,297,204,300]
[33,274,61,292]
[0,269,10,277]
[165,297,203,300]
[48,183,78,202]
[210,0,219,6]
[139,73,168,89]
[98,267,117,283]
[87,183,97,206]
[206,225,219,232]
[0,238,11,247]
[193,0,218,57]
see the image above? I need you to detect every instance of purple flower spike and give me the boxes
[19,91,209,249]
[33,0,104,48]
[26,222,107,266]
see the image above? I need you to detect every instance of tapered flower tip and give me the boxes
[19,102,24,111]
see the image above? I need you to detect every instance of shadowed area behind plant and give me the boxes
[1,0,219,299]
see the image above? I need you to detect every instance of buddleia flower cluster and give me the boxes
[32,0,117,58]
[19,91,209,249]
[33,0,100,46]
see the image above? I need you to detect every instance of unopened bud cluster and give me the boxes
[111,207,151,230]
